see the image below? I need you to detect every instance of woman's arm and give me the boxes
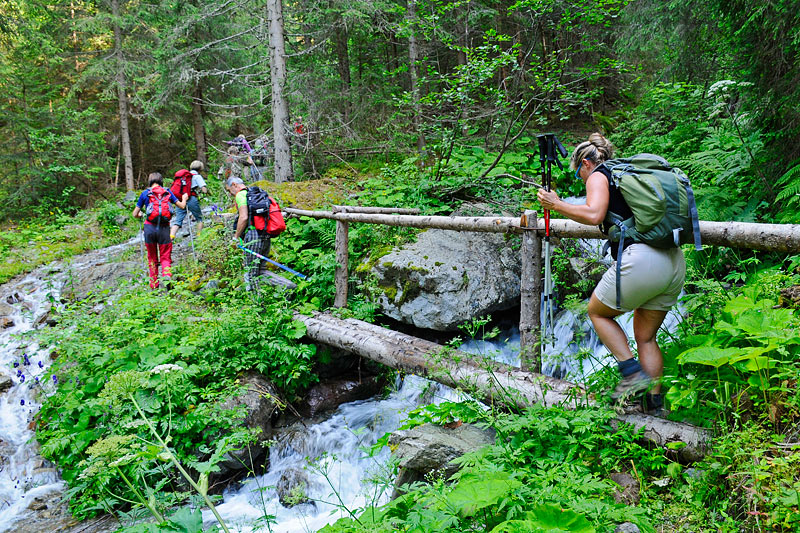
[537,172,610,226]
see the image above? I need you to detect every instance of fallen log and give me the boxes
[295,312,711,461]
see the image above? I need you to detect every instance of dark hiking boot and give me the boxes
[610,371,652,402]
[643,393,668,417]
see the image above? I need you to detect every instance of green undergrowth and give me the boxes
[0,199,137,284]
[324,402,661,533]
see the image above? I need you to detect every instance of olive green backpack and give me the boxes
[600,153,702,308]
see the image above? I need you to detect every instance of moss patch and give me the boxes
[253,177,348,210]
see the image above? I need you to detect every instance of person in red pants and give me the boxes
[132,172,186,288]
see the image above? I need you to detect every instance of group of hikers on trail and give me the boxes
[131,135,286,292]
[131,160,209,289]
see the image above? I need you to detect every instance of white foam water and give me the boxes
[206,375,466,532]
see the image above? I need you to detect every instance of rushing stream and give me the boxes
[0,241,136,532]
[0,231,683,533]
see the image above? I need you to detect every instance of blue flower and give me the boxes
[20,399,24,406]
[52,375,58,384]
[20,374,25,383]
[38,361,43,369]
[13,362,18,368]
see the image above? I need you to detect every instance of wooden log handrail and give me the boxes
[284,208,800,252]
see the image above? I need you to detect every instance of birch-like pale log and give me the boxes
[284,208,800,252]
[332,206,422,215]
[520,210,541,372]
[295,312,711,461]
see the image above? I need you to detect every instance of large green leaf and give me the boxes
[491,504,595,532]
[678,346,742,367]
[445,472,522,517]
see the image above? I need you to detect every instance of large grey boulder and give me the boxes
[372,229,520,331]
[389,422,495,497]
[298,375,386,417]
[59,261,137,302]
[218,372,281,472]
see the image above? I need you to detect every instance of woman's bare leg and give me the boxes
[632,308,668,394]
[587,293,631,361]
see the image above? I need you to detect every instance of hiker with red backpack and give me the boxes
[171,161,209,239]
[132,172,187,289]
[169,168,194,240]
[225,176,286,291]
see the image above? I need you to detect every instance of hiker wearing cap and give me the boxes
[172,160,209,237]
[132,172,187,289]
[225,176,270,291]
[536,133,686,414]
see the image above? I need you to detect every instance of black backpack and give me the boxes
[246,186,272,232]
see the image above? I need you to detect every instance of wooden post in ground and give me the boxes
[520,210,542,372]
[333,206,349,308]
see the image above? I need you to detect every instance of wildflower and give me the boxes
[23,354,30,366]
[13,362,18,368]
[52,375,58,384]
[34,377,39,383]
[16,369,21,377]
[38,361,43,369]
[20,399,24,406]
[20,374,25,383]
[151,364,184,375]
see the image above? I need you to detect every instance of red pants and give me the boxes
[144,223,172,288]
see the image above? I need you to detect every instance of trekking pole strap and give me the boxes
[237,243,307,279]
[615,222,626,310]
[683,179,702,251]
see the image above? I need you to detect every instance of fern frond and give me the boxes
[775,163,800,201]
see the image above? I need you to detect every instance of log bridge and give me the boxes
[281,205,800,457]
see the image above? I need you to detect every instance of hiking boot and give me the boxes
[642,393,668,418]
[610,371,652,402]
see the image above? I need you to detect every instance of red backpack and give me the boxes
[246,186,286,237]
[170,169,192,199]
[145,185,174,225]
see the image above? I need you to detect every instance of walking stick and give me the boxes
[537,133,567,343]
[237,243,307,279]
[140,217,148,278]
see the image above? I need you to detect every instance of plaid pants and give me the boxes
[242,228,271,292]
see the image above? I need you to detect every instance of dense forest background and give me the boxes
[1,0,800,220]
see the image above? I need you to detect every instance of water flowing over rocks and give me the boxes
[388,422,495,496]
[372,228,522,331]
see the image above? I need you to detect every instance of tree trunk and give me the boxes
[192,82,207,166]
[266,0,294,183]
[407,0,424,152]
[111,0,134,191]
[333,24,351,123]
[295,312,711,461]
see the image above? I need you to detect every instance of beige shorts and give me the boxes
[594,243,686,312]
